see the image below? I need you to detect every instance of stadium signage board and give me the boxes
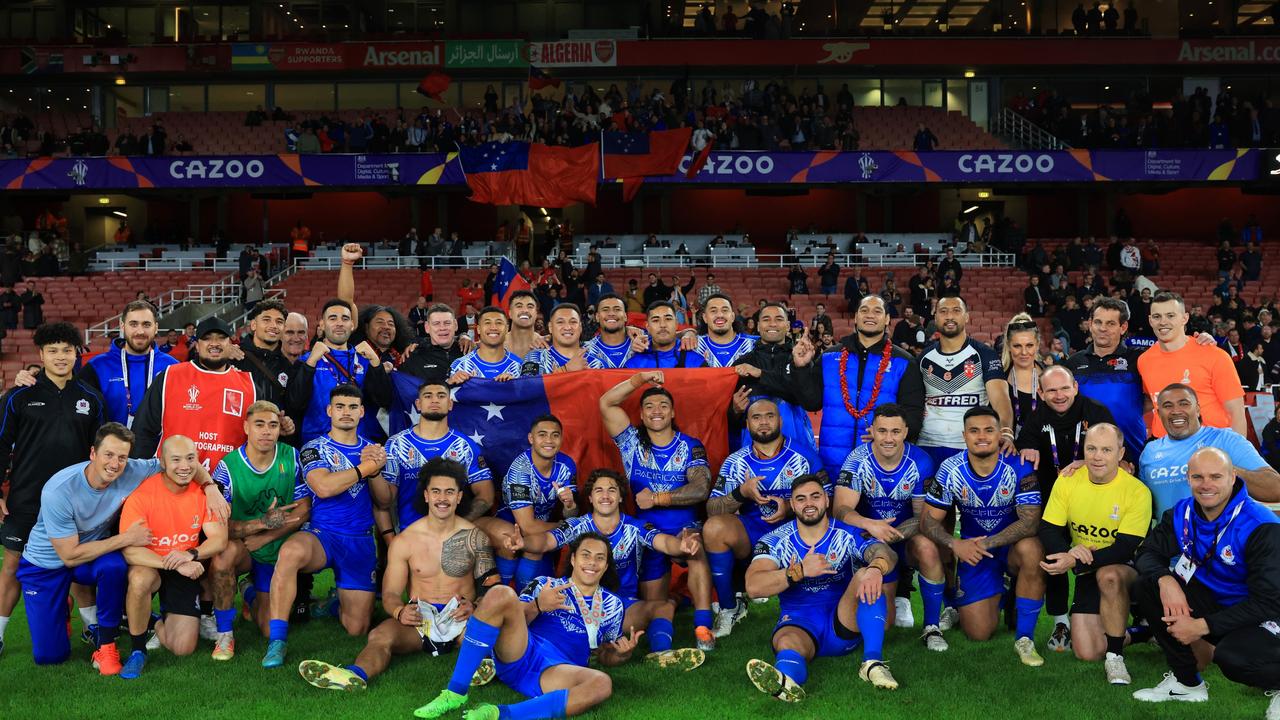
[527,40,616,67]
[445,40,525,69]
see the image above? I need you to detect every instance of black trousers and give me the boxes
[1134,573,1280,690]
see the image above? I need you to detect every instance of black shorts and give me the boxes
[1,512,38,553]
[420,635,458,657]
[159,570,203,618]
[1070,562,1134,616]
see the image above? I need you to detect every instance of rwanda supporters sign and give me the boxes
[387,368,739,482]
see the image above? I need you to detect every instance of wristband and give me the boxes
[655,491,672,507]
[189,548,200,562]
[380,528,395,538]
[730,487,747,503]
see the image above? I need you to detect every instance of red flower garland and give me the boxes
[838,339,895,419]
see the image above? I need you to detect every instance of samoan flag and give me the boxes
[488,256,531,311]
[603,128,692,202]
[458,141,598,208]
[387,369,739,483]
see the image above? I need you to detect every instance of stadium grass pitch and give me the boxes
[0,571,1266,720]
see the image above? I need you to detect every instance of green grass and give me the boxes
[0,571,1269,720]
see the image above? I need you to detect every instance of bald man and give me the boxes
[1132,447,1280,712]
[119,436,229,678]
[1037,423,1151,685]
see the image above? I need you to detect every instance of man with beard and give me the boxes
[836,406,948,649]
[384,382,493,530]
[625,302,707,369]
[448,306,523,383]
[731,302,820,466]
[505,291,547,361]
[299,458,501,692]
[600,371,715,649]
[207,401,311,660]
[1014,365,1120,652]
[282,313,310,364]
[744,475,900,702]
[1138,384,1279,519]
[131,317,257,471]
[477,416,576,587]
[503,469,706,670]
[921,406,1046,667]
[521,304,594,375]
[695,295,757,367]
[81,300,180,426]
[916,296,1016,468]
[704,398,813,642]
[582,295,636,369]
[287,299,383,443]
[792,295,924,483]
[118,436,229,678]
[338,243,414,366]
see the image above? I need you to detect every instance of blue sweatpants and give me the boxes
[16,552,128,664]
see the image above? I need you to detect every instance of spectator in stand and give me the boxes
[19,281,43,329]
[0,285,19,329]
[1262,404,1280,470]
[721,5,738,34]
[1072,3,1087,33]
[817,253,841,295]
[587,273,614,309]
[295,127,321,153]
[810,302,834,339]
[1123,1,1138,32]
[1086,1,1103,31]
[113,131,137,156]
[289,221,311,263]
[912,123,939,151]
[457,278,483,311]
[172,136,193,154]
[241,267,264,313]
[237,245,258,281]
[696,273,721,309]
[1217,240,1237,281]
[1242,214,1263,245]
[1241,242,1262,282]
[938,246,964,285]
[1103,2,1119,30]
[1209,113,1231,149]
[113,220,133,247]
[1024,274,1047,317]
[147,120,166,156]
[787,264,809,296]
[245,105,267,127]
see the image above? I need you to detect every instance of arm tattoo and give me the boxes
[669,466,712,506]
[706,494,744,516]
[465,497,492,521]
[920,509,955,549]
[863,542,898,568]
[984,503,1041,549]
[441,528,492,578]
[897,499,926,539]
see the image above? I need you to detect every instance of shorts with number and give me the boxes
[249,559,275,595]
[775,605,862,658]
[0,512,37,553]
[640,520,700,582]
[495,633,574,698]
[954,546,1012,608]
[307,526,377,592]
[159,570,203,617]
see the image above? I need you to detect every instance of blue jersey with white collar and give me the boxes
[583,336,632,369]
[502,449,576,522]
[697,333,758,367]
[711,439,813,523]
[838,441,935,526]
[450,350,522,379]
[383,427,490,529]
[624,347,706,369]
[926,453,1039,539]
[611,425,708,532]
[297,348,376,443]
[519,576,625,666]
[549,513,659,600]
[752,519,877,610]
[299,434,378,534]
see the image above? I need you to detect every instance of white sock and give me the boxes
[1054,614,1070,628]
[0,615,9,640]
[79,605,99,627]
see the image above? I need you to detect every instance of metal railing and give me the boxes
[222,288,289,332]
[294,254,502,270]
[83,271,242,344]
[991,108,1072,151]
[87,256,247,273]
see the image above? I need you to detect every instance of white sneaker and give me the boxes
[1132,672,1208,703]
[938,606,960,632]
[712,602,748,638]
[1104,652,1130,685]
[198,614,218,642]
[921,625,948,652]
[1266,690,1279,720]
[893,597,915,628]
[1014,636,1044,667]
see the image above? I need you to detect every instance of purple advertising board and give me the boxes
[0,149,1265,191]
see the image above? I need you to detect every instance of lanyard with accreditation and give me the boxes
[1173,500,1245,583]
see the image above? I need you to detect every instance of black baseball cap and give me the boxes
[195,317,233,339]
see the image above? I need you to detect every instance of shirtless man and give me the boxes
[298,458,500,690]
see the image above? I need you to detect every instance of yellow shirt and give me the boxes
[1042,466,1152,549]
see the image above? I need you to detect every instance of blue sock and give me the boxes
[920,576,945,627]
[693,608,713,630]
[514,556,543,591]
[345,664,369,682]
[242,584,257,610]
[648,617,674,653]
[447,617,500,695]
[495,556,518,585]
[497,688,569,720]
[214,608,237,634]
[857,595,887,661]
[1015,597,1044,640]
[268,619,289,642]
[775,648,808,685]
[708,550,738,611]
